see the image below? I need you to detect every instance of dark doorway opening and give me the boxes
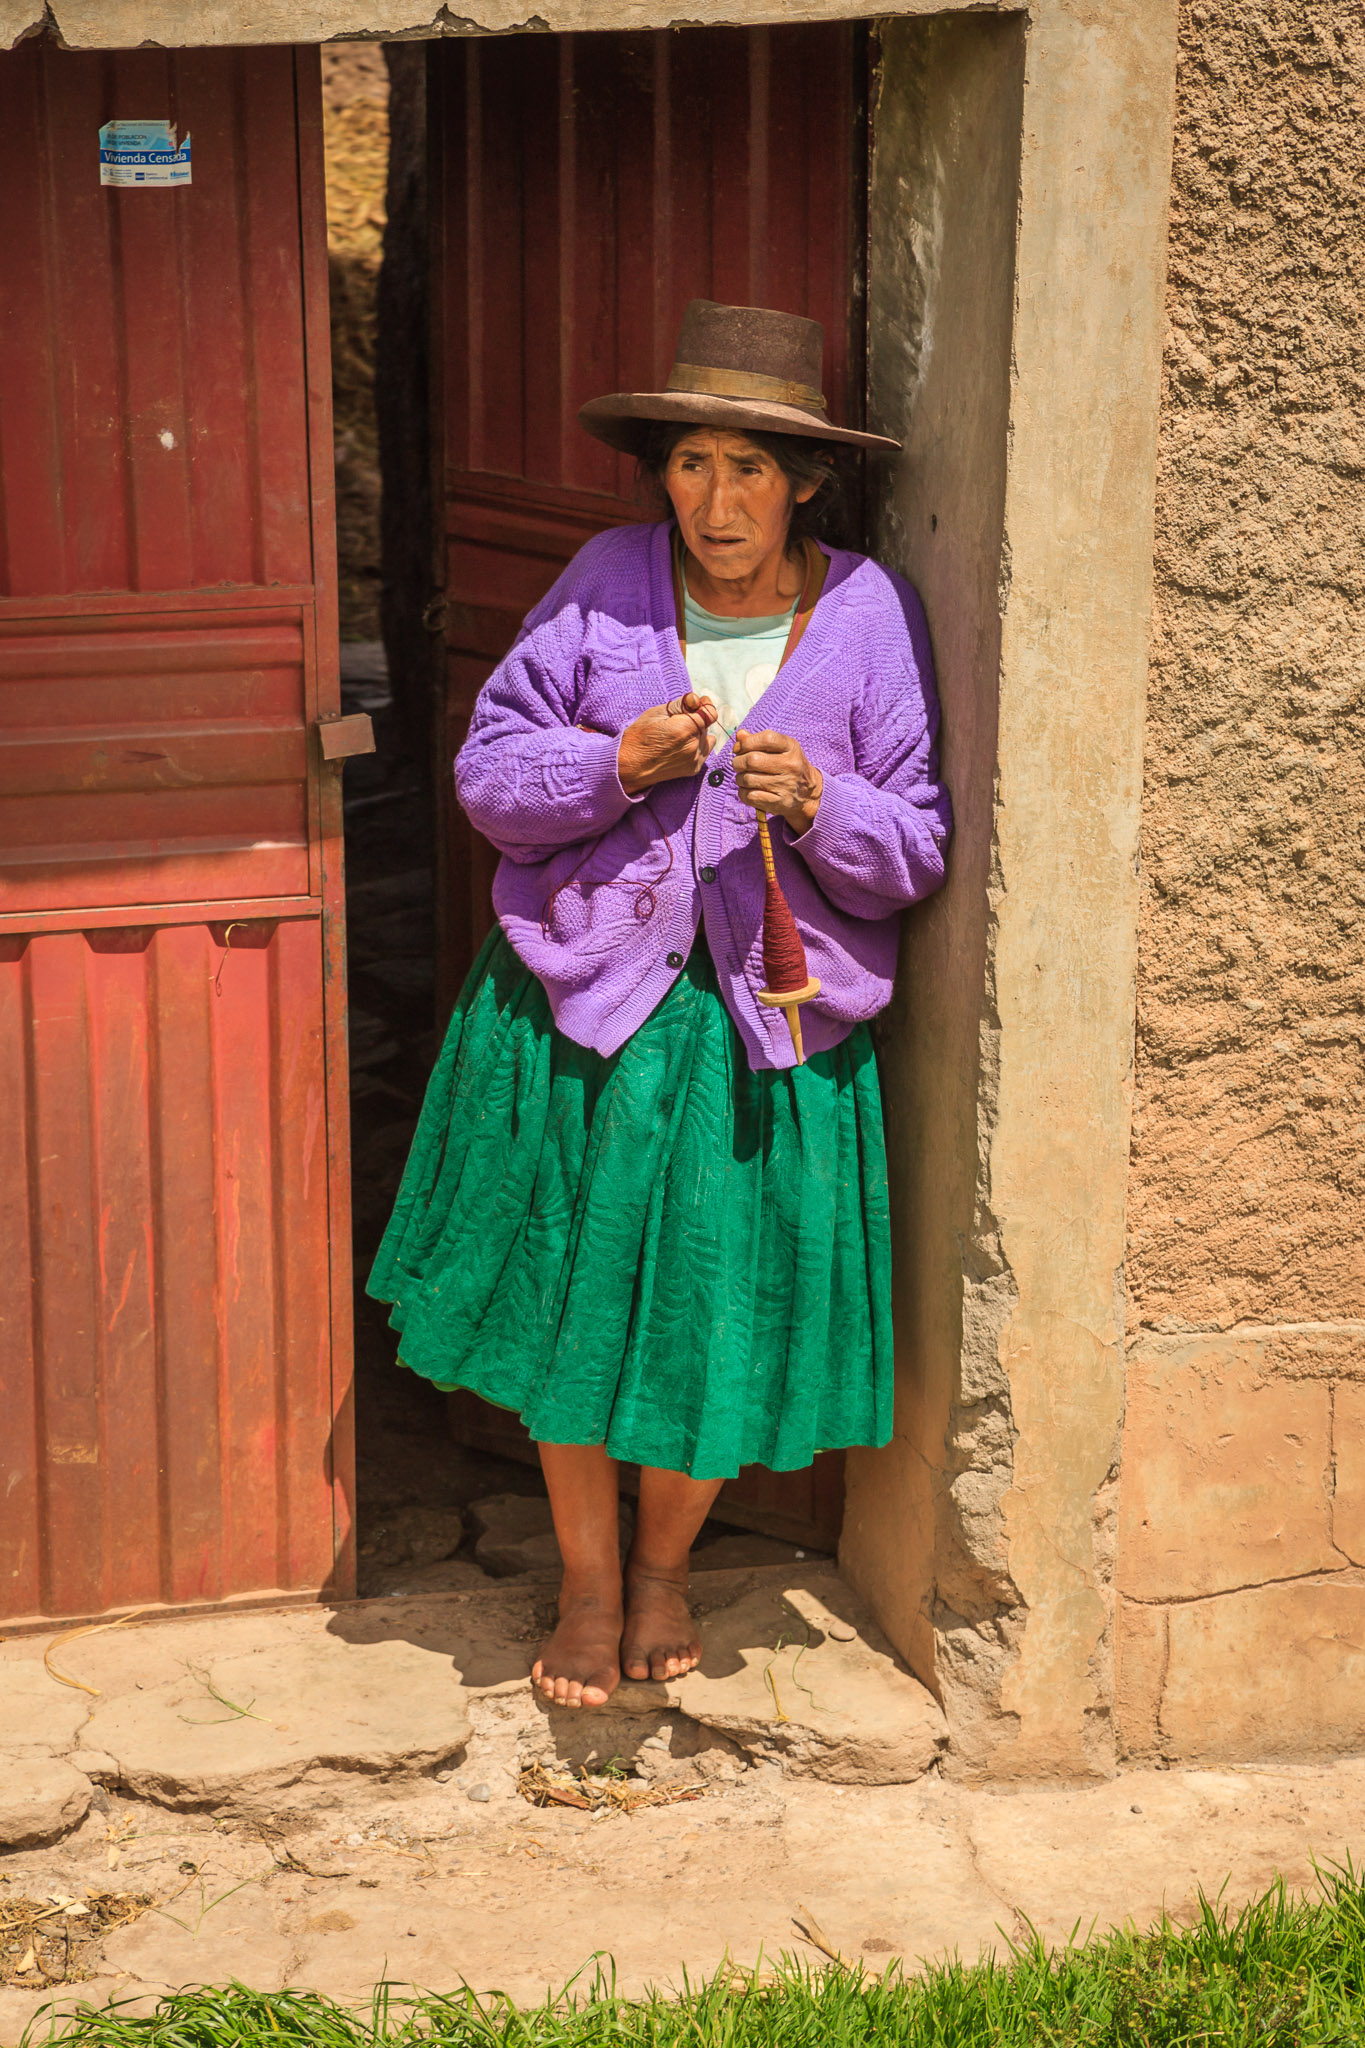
[324,30,861,1599]
[323,46,542,1599]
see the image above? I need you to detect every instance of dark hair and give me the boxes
[635,420,851,548]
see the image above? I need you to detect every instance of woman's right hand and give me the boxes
[617,692,718,795]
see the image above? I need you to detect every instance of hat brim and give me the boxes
[578,390,900,456]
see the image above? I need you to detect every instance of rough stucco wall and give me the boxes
[1118,1,1365,1762]
[1131,1,1365,1336]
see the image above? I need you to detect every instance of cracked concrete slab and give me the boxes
[0,1569,945,1845]
[0,1663,90,1758]
[499,1678,744,1786]
[676,1570,948,1783]
[0,1757,92,1848]
[82,1636,472,1813]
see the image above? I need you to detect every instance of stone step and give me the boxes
[0,1564,944,1842]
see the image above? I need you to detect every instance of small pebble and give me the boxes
[436,1770,455,1783]
[346,1832,363,1846]
[794,1550,805,1559]
[1131,1804,1143,1814]
[466,1783,493,1803]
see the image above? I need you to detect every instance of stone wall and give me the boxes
[1119,0,1365,1762]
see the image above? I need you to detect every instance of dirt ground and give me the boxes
[4,1583,1365,2039]
[6,1748,1365,2037]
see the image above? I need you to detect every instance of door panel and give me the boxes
[0,919,333,1619]
[0,610,312,911]
[0,41,353,1623]
[432,25,865,1550]
[0,49,314,598]
[434,24,864,1012]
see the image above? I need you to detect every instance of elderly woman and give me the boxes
[369,300,951,1708]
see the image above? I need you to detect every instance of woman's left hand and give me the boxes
[733,728,823,836]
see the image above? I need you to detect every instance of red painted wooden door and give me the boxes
[432,25,866,1549]
[0,43,355,1622]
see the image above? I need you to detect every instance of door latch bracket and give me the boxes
[317,712,377,762]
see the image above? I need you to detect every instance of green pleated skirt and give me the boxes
[366,925,893,1481]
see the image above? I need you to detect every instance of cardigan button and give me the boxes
[707,767,724,786]
[700,865,717,884]
[666,951,684,970]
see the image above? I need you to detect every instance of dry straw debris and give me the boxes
[0,1890,153,1987]
[517,1762,706,1815]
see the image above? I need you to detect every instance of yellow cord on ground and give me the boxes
[44,1607,154,1697]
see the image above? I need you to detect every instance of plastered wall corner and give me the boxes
[964,0,1178,1776]
[847,9,1027,1747]
[852,0,1180,1780]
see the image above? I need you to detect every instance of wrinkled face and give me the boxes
[663,429,817,583]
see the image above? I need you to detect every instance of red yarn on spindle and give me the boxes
[762,870,811,994]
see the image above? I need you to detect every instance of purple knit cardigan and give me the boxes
[455,520,952,1071]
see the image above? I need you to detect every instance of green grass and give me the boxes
[26,1866,1365,2048]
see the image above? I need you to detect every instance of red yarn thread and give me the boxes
[762,867,811,994]
[540,803,672,939]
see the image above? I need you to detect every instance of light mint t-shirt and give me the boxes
[682,587,796,744]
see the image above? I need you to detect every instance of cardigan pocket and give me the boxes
[538,800,682,947]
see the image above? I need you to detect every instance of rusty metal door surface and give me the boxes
[432,26,865,1549]
[0,43,355,1623]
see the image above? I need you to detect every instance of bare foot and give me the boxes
[531,1585,622,1708]
[621,1565,703,1681]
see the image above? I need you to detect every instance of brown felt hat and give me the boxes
[578,299,900,455]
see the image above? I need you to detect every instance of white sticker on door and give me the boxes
[99,120,192,188]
